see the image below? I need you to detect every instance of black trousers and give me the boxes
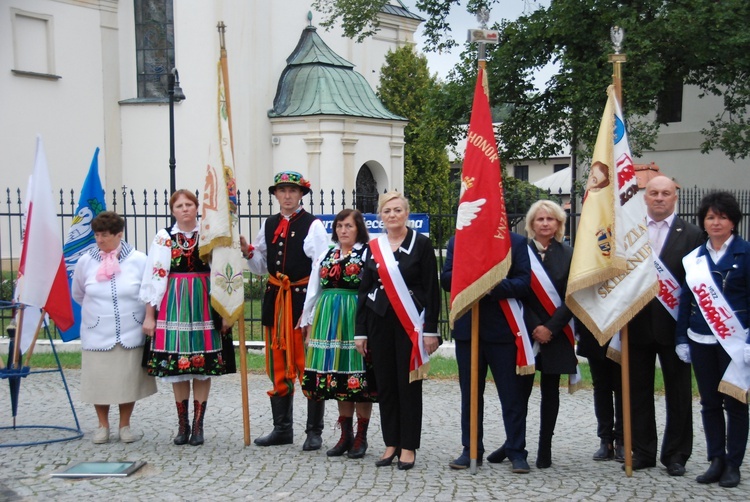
[538,372,561,445]
[455,338,534,461]
[587,355,623,444]
[690,340,749,468]
[629,341,693,466]
[365,308,422,450]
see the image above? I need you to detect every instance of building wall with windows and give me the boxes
[1,0,418,200]
[1,0,110,192]
[634,85,750,189]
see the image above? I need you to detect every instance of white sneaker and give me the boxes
[118,426,137,443]
[93,426,110,444]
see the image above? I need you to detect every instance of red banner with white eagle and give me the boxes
[449,66,512,326]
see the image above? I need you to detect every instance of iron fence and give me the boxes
[2,185,748,342]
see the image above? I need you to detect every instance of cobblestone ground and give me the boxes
[1,368,747,501]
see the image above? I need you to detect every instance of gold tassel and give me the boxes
[606,346,622,364]
[409,362,431,383]
[718,381,749,404]
[516,364,535,376]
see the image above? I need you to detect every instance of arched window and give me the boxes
[355,165,378,214]
[134,0,174,98]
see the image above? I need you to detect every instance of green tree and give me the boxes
[377,46,452,221]
[314,0,750,161]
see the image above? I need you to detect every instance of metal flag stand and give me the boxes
[0,301,83,447]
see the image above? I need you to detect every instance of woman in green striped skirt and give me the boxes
[301,209,376,458]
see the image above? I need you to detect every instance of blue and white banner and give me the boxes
[317,213,430,236]
[60,148,106,341]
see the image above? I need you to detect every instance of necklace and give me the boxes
[175,232,198,251]
[331,247,353,264]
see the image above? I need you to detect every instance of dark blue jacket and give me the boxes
[441,233,531,343]
[675,236,750,345]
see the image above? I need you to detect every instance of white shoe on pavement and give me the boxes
[93,426,110,444]
[118,426,137,443]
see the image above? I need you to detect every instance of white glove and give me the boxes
[675,344,691,364]
[744,345,750,365]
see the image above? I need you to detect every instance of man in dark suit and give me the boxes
[441,233,533,473]
[627,175,704,475]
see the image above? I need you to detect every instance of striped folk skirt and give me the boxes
[143,272,234,378]
[302,288,377,402]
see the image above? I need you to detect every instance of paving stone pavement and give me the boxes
[1,367,748,501]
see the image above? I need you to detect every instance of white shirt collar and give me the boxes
[647,212,676,228]
[171,222,200,235]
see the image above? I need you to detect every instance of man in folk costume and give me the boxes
[242,171,330,450]
[627,175,703,475]
[441,232,534,473]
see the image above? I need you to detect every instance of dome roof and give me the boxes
[268,25,405,121]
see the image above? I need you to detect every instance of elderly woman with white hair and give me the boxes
[522,200,578,469]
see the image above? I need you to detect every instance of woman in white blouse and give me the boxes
[72,211,156,444]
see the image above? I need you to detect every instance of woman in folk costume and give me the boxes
[522,200,578,468]
[676,191,750,488]
[356,191,441,471]
[72,211,156,444]
[301,209,377,459]
[140,189,236,446]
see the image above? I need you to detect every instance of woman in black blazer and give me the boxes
[522,200,578,468]
[355,191,440,470]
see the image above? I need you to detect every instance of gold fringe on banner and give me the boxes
[718,381,749,405]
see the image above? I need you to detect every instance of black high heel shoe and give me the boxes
[375,447,400,467]
[398,450,416,471]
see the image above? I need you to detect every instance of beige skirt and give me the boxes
[81,344,157,405]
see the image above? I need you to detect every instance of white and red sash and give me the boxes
[607,256,683,363]
[683,247,750,403]
[528,246,581,389]
[369,236,429,382]
[498,298,535,375]
[654,255,681,320]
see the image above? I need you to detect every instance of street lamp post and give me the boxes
[168,68,186,195]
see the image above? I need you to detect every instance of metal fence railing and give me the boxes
[2,185,747,341]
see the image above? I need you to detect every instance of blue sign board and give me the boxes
[317,213,430,236]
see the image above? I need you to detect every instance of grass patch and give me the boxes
[21,348,268,373]
[23,351,82,369]
[17,351,700,396]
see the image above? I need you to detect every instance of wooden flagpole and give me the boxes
[609,26,633,477]
[469,305,480,473]
[11,308,24,368]
[218,21,250,446]
[22,309,48,367]
[466,10,500,475]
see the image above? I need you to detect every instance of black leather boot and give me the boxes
[696,457,724,484]
[614,439,625,462]
[348,416,370,459]
[593,439,614,461]
[254,395,294,446]
[173,399,190,445]
[188,400,207,446]
[326,416,353,457]
[536,437,552,469]
[302,399,325,451]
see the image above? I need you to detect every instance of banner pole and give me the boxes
[621,325,633,476]
[609,25,631,476]
[469,304,480,474]
[237,316,251,446]
[22,309,47,367]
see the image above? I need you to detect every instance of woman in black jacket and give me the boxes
[523,200,578,468]
[355,191,440,471]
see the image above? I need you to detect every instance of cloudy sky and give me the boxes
[401,0,552,84]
